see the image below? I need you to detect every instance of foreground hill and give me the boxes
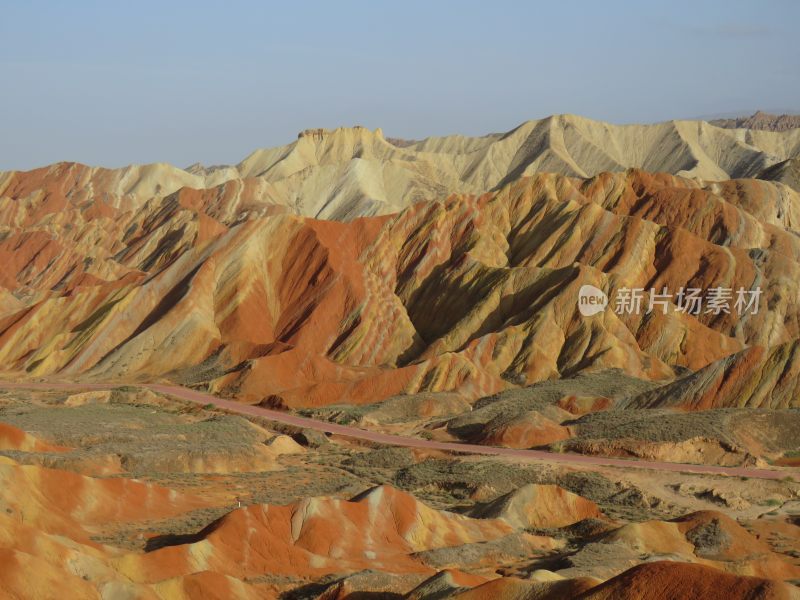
[0,384,798,600]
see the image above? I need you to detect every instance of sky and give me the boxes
[1,0,798,170]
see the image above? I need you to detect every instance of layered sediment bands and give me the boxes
[1,166,800,406]
[758,158,800,194]
[577,561,800,600]
[468,484,602,529]
[113,484,518,583]
[0,423,70,453]
[626,340,800,410]
[0,457,208,543]
[7,450,792,599]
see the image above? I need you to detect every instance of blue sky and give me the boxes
[1,0,798,169]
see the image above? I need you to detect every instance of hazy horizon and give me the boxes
[2,0,799,170]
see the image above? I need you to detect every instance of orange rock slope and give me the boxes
[469,483,602,529]
[0,422,70,453]
[113,484,523,584]
[0,456,209,543]
[2,165,800,408]
[578,561,800,600]
[3,455,797,600]
[0,460,558,599]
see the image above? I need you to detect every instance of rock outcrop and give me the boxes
[469,484,603,529]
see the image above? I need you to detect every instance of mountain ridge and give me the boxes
[710,110,800,132]
[5,114,800,224]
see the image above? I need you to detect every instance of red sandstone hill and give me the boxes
[1,165,800,410]
[2,453,797,600]
[578,561,800,600]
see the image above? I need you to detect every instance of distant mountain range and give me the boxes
[4,114,800,226]
[709,110,800,132]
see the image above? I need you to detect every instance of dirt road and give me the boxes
[1,381,793,480]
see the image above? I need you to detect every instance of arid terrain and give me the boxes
[1,384,798,599]
[1,114,799,599]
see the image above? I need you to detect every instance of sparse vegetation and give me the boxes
[1,384,797,596]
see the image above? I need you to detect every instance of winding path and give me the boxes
[1,381,793,481]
